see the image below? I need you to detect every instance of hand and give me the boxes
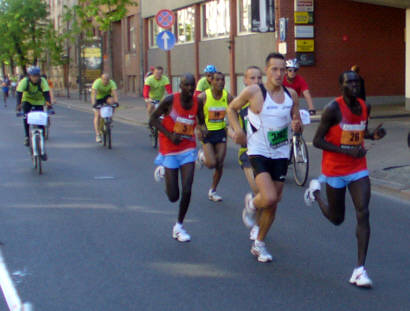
[291,119,302,133]
[372,123,386,140]
[344,145,367,158]
[169,133,182,145]
[308,109,316,116]
[16,104,22,112]
[232,130,247,146]
[196,127,208,141]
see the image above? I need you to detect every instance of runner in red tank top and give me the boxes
[149,74,207,242]
[304,71,386,288]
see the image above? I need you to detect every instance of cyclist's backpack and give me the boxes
[23,77,44,93]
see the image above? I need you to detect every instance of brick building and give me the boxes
[142,0,410,109]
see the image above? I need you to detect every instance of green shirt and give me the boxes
[196,77,211,92]
[17,77,50,106]
[92,78,117,100]
[144,75,170,101]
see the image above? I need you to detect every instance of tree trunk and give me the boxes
[1,63,5,77]
[9,57,15,75]
[107,25,113,77]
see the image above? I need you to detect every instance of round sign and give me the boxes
[155,9,175,29]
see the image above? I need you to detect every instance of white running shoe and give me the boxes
[208,189,222,202]
[154,166,165,183]
[304,179,321,206]
[196,149,205,169]
[242,193,256,228]
[96,135,102,143]
[172,223,191,242]
[251,241,273,263]
[250,225,259,241]
[349,266,373,288]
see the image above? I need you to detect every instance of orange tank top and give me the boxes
[322,97,368,176]
[159,93,198,155]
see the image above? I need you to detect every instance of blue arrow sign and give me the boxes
[156,31,176,51]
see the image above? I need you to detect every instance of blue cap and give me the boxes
[27,66,41,76]
[204,65,217,73]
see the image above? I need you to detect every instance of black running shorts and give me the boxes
[203,129,227,145]
[249,155,288,182]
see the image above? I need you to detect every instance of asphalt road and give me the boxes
[0,102,409,311]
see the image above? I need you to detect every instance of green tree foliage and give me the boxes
[0,0,65,73]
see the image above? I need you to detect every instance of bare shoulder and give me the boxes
[285,87,298,100]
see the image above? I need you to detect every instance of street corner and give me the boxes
[370,165,410,201]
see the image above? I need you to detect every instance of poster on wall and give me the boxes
[294,0,314,12]
[82,39,102,84]
[295,25,314,38]
[251,0,275,32]
[295,39,314,52]
[294,11,314,24]
[296,52,315,66]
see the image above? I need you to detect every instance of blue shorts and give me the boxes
[155,149,197,169]
[319,170,369,189]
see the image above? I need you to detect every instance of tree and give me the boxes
[70,0,137,77]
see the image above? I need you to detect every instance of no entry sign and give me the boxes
[155,9,175,29]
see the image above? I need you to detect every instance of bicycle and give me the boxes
[17,108,55,175]
[148,99,160,149]
[43,104,52,140]
[96,102,118,149]
[288,109,311,186]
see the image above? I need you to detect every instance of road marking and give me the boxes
[93,176,115,180]
[0,248,33,311]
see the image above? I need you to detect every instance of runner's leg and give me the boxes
[347,176,371,267]
[93,110,100,136]
[178,162,195,223]
[243,167,258,194]
[314,185,346,225]
[211,142,227,191]
[202,143,217,169]
[164,168,179,203]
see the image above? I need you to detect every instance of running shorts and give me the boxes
[319,170,369,189]
[249,156,288,182]
[155,149,197,169]
[203,129,227,145]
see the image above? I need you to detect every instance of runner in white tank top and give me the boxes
[227,53,303,263]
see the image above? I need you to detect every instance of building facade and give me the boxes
[142,0,409,109]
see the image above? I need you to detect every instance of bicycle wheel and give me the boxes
[35,135,42,175]
[107,126,112,149]
[44,118,50,140]
[292,135,309,186]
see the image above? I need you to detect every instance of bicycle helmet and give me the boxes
[285,59,299,69]
[27,66,41,76]
[204,65,217,73]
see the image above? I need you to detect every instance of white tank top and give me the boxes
[247,87,293,159]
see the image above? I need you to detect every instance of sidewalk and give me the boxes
[55,95,410,201]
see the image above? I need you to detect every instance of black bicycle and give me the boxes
[96,102,119,149]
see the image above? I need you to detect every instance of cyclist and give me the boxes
[228,65,262,240]
[91,73,119,143]
[195,65,217,95]
[304,70,386,288]
[150,73,207,242]
[16,66,52,158]
[198,72,233,202]
[227,53,302,262]
[2,75,11,107]
[283,58,316,115]
[143,66,172,117]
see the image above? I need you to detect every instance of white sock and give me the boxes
[255,240,264,247]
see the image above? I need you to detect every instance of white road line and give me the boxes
[0,248,33,311]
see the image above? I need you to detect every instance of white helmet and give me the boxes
[286,58,299,69]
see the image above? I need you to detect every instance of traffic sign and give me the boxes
[155,9,175,29]
[156,31,176,51]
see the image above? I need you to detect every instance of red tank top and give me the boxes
[322,97,368,176]
[159,93,198,155]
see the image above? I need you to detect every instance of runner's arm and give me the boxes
[289,87,303,133]
[165,83,172,94]
[227,86,254,135]
[364,104,386,140]
[313,101,366,158]
[196,96,207,139]
[302,89,315,111]
[91,88,97,106]
[143,85,150,99]
[149,95,180,143]
[111,89,119,103]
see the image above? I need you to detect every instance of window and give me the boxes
[149,17,165,47]
[176,7,195,44]
[127,15,137,51]
[238,0,251,33]
[202,0,230,39]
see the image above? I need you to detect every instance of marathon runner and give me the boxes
[304,70,386,288]
[150,73,207,242]
[228,66,262,240]
[227,53,302,262]
[91,73,119,143]
[198,72,233,202]
[283,58,316,115]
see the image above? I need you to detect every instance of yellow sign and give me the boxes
[294,12,314,24]
[295,40,314,52]
[83,48,101,58]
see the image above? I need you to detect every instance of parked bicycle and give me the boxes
[288,109,311,186]
[95,102,119,149]
[17,108,55,174]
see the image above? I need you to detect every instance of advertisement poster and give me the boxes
[82,40,102,84]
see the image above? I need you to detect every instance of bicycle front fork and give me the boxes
[31,129,45,156]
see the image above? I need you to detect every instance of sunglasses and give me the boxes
[287,68,298,72]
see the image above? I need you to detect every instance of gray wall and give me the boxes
[198,38,231,74]
[170,43,196,75]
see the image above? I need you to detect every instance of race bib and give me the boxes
[340,123,365,148]
[173,116,195,136]
[208,107,226,122]
[267,127,288,149]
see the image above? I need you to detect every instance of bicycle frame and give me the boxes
[30,126,45,157]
